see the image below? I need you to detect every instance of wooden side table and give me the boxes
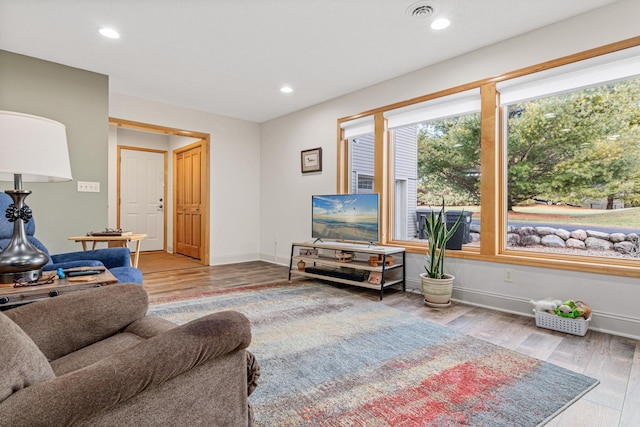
[0,268,118,308]
[67,234,147,268]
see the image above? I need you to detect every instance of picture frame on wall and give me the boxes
[301,147,322,173]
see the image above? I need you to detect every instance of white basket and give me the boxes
[534,310,591,336]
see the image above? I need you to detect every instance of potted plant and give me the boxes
[420,198,464,307]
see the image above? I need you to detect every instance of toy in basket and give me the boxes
[530,299,592,336]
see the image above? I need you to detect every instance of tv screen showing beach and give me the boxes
[312,194,379,243]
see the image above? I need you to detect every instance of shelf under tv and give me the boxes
[288,241,406,300]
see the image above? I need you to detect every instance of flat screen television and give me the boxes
[312,193,380,244]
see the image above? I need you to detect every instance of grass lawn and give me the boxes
[510,205,640,229]
[451,205,640,229]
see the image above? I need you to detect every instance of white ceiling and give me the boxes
[0,0,619,123]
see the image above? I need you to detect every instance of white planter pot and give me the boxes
[420,273,454,308]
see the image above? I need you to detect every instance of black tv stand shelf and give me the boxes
[288,241,406,300]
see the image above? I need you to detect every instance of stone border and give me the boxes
[468,224,639,256]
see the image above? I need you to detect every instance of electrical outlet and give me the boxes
[77,181,100,193]
[504,269,514,282]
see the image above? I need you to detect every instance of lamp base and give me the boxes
[0,189,49,284]
[0,268,42,284]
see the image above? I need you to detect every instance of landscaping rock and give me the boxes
[521,235,541,246]
[541,234,566,248]
[614,241,637,254]
[555,228,571,240]
[585,237,613,250]
[518,227,537,236]
[566,238,586,249]
[570,229,587,240]
[609,233,626,243]
[507,233,520,246]
[535,226,557,236]
[587,230,610,240]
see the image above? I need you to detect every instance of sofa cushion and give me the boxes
[0,311,55,402]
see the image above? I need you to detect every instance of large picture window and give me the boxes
[337,38,640,277]
[499,46,640,261]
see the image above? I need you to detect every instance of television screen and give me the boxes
[312,194,380,243]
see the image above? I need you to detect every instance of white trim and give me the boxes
[498,45,640,105]
[340,115,374,139]
[384,88,481,129]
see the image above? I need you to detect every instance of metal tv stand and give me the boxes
[288,241,406,300]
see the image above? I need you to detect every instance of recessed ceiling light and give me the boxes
[430,18,450,30]
[99,28,120,39]
[280,86,293,94]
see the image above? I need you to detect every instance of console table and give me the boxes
[68,233,147,268]
[0,267,118,308]
[289,241,405,300]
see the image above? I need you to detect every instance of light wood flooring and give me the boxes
[141,256,639,426]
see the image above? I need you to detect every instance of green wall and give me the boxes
[0,50,109,253]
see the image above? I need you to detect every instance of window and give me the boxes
[356,174,374,192]
[340,116,375,195]
[384,89,481,245]
[498,46,640,261]
[337,38,640,277]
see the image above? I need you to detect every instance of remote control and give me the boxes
[66,270,104,277]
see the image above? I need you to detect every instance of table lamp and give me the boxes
[0,111,73,283]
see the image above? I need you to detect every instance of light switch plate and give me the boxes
[77,181,100,192]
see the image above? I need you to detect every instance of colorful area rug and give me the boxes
[148,281,598,426]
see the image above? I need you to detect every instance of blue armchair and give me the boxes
[0,193,142,284]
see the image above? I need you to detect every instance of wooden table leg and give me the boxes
[81,242,88,251]
[132,239,142,268]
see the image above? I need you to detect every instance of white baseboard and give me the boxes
[400,277,640,340]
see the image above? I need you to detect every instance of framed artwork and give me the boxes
[301,147,322,173]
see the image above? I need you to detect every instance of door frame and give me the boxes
[117,145,168,252]
[110,117,210,266]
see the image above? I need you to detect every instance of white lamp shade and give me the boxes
[0,110,73,182]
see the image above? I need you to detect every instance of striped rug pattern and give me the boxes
[148,281,598,426]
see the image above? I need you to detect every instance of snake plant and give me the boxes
[423,199,464,279]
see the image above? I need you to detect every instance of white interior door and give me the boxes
[120,149,165,251]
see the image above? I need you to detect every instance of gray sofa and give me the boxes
[0,283,259,426]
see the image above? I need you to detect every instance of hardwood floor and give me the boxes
[141,258,639,426]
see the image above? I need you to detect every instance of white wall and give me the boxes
[109,93,262,265]
[259,0,640,339]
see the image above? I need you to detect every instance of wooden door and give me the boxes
[174,142,203,259]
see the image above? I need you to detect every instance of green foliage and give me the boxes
[423,199,464,279]
[417,114,481,206]
[415,78,640,210]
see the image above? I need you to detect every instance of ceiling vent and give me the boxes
[407,2,434,20]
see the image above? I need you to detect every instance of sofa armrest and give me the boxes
[51,247,133,269]
[5,284,148,361]
[43,260,104,271]
[124,315,177,338]
[1,311,251,427]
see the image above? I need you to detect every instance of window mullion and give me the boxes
[480,83,499,256]
[374,112,388,244]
